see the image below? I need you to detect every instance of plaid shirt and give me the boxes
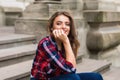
[31,36,76,80]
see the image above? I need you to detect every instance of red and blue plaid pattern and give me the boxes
[31,36,76,80]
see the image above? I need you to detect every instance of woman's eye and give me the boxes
[66,23,70,26]
[56,22,61,25]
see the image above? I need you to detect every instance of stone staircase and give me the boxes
[0,26,112,80]
[0,26,37,80]
[0,0,120,80]
[0,26,117,80]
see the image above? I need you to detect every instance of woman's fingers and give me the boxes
[53,29,61,37]
[53,29,67,42]
[53,30,57,38]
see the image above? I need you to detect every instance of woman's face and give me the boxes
[52,15,70,36]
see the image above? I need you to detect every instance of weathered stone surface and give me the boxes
[77,58,111,73]
[0,7,5,26]
[0,1,28,26]
[49,0,83,18]
[0,27,15,34]
[83,0,116,11]
[62,0,83,18]
[15,18,48,42]
[84,11,120,22]
[0,44,37,67]
[87,22,120,51]
[99,44,120,67]
[5,12,22,26]
[74,19,90,57]
[23,2,49,18]
[103,67,120,80]
[115,0,120,11]
[0,34,36,49]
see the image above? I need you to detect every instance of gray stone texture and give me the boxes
[0,34,36,49]
[99,44,120,67]
[83,0,120,68]
[0,6,5,26]
[15,0,90,58]
[15,18,48,42]
[87,23,120,51]
[15,1,50,42]
[1,0,120,79]
[23,2,49,18]
[2,6,23,26]
[83,0,116,11]
[84,11,120,22]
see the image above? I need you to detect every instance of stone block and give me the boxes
[74,19,90,57]
[0,7,5,26]
[1,6,23,26]
[62,0,83,17]
[87,22,120,51]
[5,12,22,26]
[15,18,48,42]
[115,0,120,11]
[23,2,49,18]
[83,0,116,11]
[84,11,120,22]
[44,0,84,17]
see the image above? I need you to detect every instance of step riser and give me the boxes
[0,27,15,34]
[0,40,36,49]
[95,65,111,74]
[0,54,34,68]
[5,72,30,80]
[9,75,30,80]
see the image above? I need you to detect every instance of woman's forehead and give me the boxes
[54,15,70,22]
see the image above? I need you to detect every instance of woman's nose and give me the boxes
[62,24,66,28]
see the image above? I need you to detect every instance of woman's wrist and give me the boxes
[62,38,69,44]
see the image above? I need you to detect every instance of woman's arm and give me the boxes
[63,38,76,68]
[53,29,76,68]
[42,41,76,73]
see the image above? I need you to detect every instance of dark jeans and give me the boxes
[50,72,103,80]
[30,72,103,80]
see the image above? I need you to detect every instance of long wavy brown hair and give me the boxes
[48,11,80,58]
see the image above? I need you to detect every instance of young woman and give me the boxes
[30,11,103,80]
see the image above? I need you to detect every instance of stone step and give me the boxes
[0,26,15,34]
[0,44,37,67]
[83,0,116,11]
[0,58,111,80]
[103,67,120,80]
[0,34,36,49]
[0,60,32,80]
[76,53,84,63]
[83,10,120,22]
[76,58,111,74]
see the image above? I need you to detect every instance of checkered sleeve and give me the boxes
[42,41,76,73]
[31,42,49,79]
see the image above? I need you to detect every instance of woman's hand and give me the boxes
[53,29,76,68]
[52,29,69,43]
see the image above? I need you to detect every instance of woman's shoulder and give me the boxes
[38,36,50,44]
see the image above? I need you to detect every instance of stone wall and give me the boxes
[15,0,90,57]
[83,0,120,67]
[0,6,5,26]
